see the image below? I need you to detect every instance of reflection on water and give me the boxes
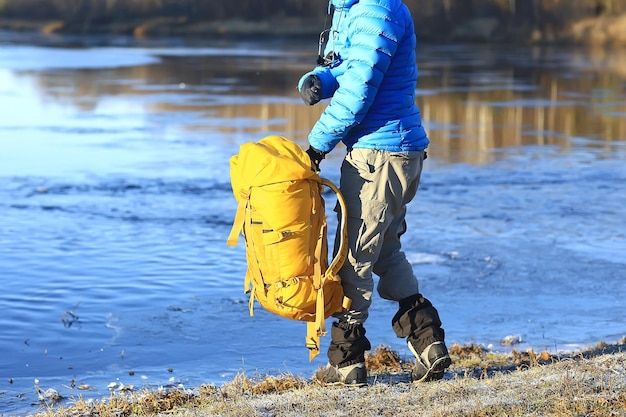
[0,36,625,414]
[7,41,626,166]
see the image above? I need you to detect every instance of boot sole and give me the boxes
[413,355,452,382]
[407,341,452,382]
[319,380,368,387]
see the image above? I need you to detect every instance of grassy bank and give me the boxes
[32,340,626,417]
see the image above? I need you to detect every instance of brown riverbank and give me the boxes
[2,14,626,46]
[32,341,626,417]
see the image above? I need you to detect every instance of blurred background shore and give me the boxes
[1,0,626,45]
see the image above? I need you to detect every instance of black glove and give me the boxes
[305,146,326,172]
[299,75,322,106]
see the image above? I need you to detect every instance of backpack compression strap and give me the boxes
[226,189,249,247]
[305,217,327,361]
[226,190,258,315]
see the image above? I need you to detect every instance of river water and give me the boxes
[0,32,625,415]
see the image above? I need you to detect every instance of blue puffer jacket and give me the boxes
[299,0,429,154]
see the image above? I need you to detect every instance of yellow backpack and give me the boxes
[227,135,349,360]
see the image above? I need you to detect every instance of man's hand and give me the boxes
[305,146,326,172]
[299,75,322,106]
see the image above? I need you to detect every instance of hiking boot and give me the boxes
[408,341,451,382]
[314,362,367,387]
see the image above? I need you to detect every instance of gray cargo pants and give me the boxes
[333,147,425,325]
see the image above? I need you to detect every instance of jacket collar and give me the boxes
[330,0,358,9]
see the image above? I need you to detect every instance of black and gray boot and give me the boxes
[314,321,371,386]
[314,362,367,387]
[392,294,451,382]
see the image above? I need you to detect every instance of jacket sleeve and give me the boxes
[308,7,402,154]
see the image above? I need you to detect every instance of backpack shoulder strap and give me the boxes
[322,179,349,281]
[305,178,351,361]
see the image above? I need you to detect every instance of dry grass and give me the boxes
[365,344,413,373]
[32,341,626,417]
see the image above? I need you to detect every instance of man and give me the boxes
[298,0,451,385]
